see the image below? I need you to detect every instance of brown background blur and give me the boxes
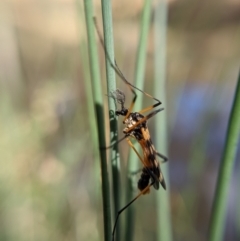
[0,0,239,241]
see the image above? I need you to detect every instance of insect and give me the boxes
[93,17,168,241]
[109,84,168,241]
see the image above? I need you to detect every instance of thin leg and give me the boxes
[112,181,154,241]
[123,89,137,122]
[126,139,160,187]
[93,17,162,116]
[114,61,162,108]
[125,108,165,134]
[114,60,162,120]
[100,135,128,150]
[138,101,161,114]
[126,138,147,167]
[93,17,138,120]
[155,151,168,163]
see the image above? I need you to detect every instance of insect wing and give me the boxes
[158,167,166,190]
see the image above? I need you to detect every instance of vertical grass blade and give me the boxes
[83,1,111,240]
[101,1,121,240]
[208,72,240,241]
[79,8,98,167]
[154,1,173,241]
[125,0,153,240]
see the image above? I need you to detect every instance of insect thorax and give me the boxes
[123,112,147,139]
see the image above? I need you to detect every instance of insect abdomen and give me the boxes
[138,168,151,194]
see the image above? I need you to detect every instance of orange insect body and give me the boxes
[93,18,167,241]
[122,112,166,193]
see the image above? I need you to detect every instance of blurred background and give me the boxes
[0,0,239,241]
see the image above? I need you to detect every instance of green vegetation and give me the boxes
[83,0,111,240]
[1,0,239,241]
[209,73,240,241]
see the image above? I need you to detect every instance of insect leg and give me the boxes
[125,108,165,134]
[126,138,146,167]
[138,100,161,114]
[100,135,129,150]
[113,61,163,121]
[113,60,162,108]
[93,17,127,86]
[94,18,163,118]
[155,151,168,163]
[93,17,138,120]
[126,138,160,187]
[112,181,154,241]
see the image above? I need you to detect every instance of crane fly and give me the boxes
[109,88,167,191]
[93,17,168,241]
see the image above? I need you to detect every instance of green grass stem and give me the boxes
[124,1,153,240]
[208,72,240,241]
[101,1,121,240]
[76,2,99,175]
[154,1,173,241]
[83,1,111,240]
